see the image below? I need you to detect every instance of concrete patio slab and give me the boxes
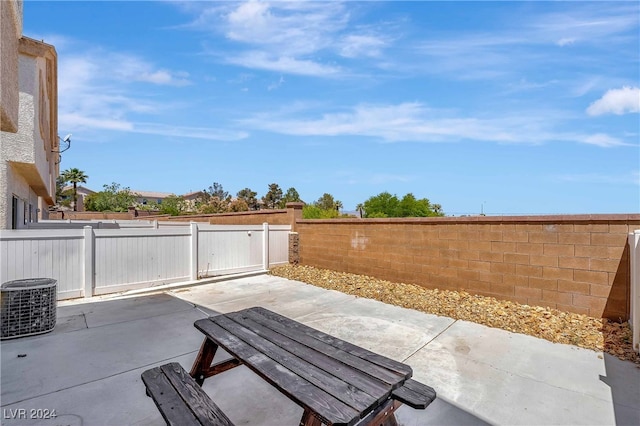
[2,273,639,426]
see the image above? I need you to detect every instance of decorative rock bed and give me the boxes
[269,265,639,364]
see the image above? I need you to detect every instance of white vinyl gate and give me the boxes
[0,223,290,299]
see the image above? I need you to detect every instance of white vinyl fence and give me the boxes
[630,231,640,354]
[1,223,290,300]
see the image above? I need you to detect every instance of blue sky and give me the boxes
[25,1,639,215]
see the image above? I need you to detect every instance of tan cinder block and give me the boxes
[558,256,590,270]
[515,286,542,299]
[589,284,612,298]
[458,250,480,261]
[574,270,609,285]
[491,262,515,274]
[543,244,575,256]
[530,255,559,267]
[504,253,529,265]
[608,224,629,234]
[529,232,558,243]
[574,223,609,233]
[479,271,504,284]
[516,242,544,255]
[480,251,503,262]
[502,231,529,242]
[591,233,627,246]
[490,283,514,295]
[559,233,591,245]
[468,280,491,293]
[542,290,573,305]
[458,269,480,281]
[468,260,491,272]
[516,264,543,277]
[491,241,516,253]
[543,267,574,281]
[529,277,558,291]
[516,224,542,232]
[590,258,621,273]
[574,244,621,259]
[577,295,607,317]
[468,240,492,251]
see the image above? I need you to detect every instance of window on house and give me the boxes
[23,201,27,225]
[157,199,162,204]
[142,199,148,205]
[11,196,18,229]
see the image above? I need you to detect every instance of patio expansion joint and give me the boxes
[402,319,458,364]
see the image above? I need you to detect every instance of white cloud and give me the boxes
[226,51,342,77]
[556,37,576,47]
[55,42,243,141]
[241,102,632,148]
[581,133,628,147]
[339,34,388,58]
[586,86,640,116]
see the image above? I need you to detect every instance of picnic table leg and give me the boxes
[299,409,323,426]
[361,399,401,426]
[190,338,219,386]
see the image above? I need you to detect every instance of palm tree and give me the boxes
[356,203,364,218]
[61,168,88,211]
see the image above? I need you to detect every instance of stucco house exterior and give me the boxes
[0,34,59,229]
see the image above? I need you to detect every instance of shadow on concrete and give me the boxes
[600,353,640,425]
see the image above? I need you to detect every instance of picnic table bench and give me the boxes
[143,306,436,426]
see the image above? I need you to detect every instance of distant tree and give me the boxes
[237,188,259,210]
[60,168,88,211]
[55,175,73,208]
[84,183,137,212]
[362,191,444,218]
[302,205,341,219]
[205,182,229,201]
[279,187,302,208]
[314,193,342,211]
[198,197,229,214]
[262,183,283,209]
[159,195,187,216]
[355,203,364,218]
[228,198,249,212]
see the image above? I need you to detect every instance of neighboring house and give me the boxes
[182,190,205,211]
[60,185,95,212]
[133,190,174,207]
[0,28,59,228]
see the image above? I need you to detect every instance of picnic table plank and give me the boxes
[251,307,413,378]
[160,363,235,426]
[227,311,393,395]
[239,309,406,387]
[212,314,379,413]
[141,366,201,426]
[195,318,360,426]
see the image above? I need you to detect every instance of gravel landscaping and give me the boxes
[269,264,639,364]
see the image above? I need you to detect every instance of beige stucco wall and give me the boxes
[0,0,22,132]
[0,37,57,229]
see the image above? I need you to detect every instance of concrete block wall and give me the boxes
[165,203,304,230]
[295,215,640,320]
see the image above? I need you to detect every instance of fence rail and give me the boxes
[1,223,290,299]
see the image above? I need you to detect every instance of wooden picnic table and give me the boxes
[189,306,435,426]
